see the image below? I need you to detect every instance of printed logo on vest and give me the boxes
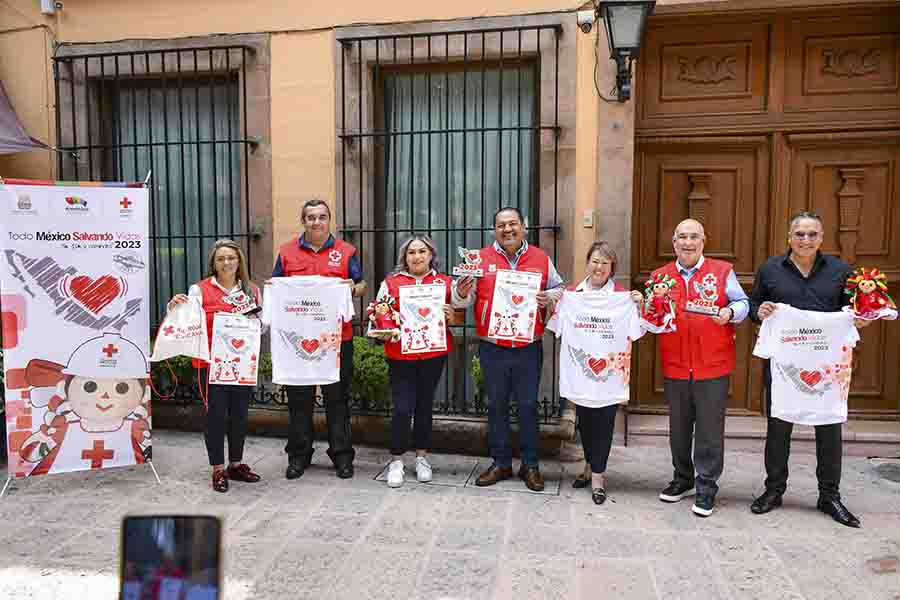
[328,249,343,267]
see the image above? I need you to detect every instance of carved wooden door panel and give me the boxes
[632,137,770,413]
[782,132,900,417]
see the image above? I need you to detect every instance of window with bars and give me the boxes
[53,45,259,328]
[375,62,539,283]
[337,23,566,421]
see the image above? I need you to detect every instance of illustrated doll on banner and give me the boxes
[18,333,152,476]
[844,267,898,321]
[641,273,677,334]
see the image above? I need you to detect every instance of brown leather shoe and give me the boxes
[226,463,261,483]
[518,464,545,492]
[475,464,513,487]
[212,469,229,493]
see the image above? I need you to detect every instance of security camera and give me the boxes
[577,9,595,34]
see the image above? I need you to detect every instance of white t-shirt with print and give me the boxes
[753,304,859,425]
[547,290,644,408]
[264,276,354,386]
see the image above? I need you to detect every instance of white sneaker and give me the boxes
[415,456,433,483]
[387,459,404,488]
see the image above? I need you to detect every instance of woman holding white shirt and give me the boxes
[550,241,644,505]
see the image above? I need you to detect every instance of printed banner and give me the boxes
[398,283,447,355]
[208,313,261,386]
[0,181,151,478]
[487,269,541,343]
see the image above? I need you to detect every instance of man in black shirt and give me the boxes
[748,211,871,528]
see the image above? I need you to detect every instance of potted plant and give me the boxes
[471,353,486,413]
[349,336,390,412]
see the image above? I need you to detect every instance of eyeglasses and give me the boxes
[304,215,329,224]
[791,231,821,240]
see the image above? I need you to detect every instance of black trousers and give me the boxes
[763,364,842,500]
[198,368,251,466]
[388,356,446,456]
[576,403,618,474]
[664,375,729,497]
[284,340,355,467]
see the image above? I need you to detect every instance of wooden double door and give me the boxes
[631,4,900,419]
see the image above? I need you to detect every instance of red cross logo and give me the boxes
[163,326,175,336]
[101,344,119,359]
[120,197,132,209]
[82,440,114,469]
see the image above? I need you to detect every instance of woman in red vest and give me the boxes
[555,242,643,504]
[368,234,453,488]
[167,239,262,493]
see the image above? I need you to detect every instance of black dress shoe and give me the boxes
[572,473,589,489]
[817,497,860,528]
[336,463,354,479]
[751,490,783,515]
[591,487,607,505]
[285,457,305,480]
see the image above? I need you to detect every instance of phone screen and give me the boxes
[120,515,222,600]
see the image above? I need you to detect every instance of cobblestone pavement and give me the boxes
[1,430,899,599]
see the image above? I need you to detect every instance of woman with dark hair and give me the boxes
[553,241,644,504]
[167,239,263,492]
[368,234,453,488]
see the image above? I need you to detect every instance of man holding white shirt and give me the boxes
[749,211,869,528]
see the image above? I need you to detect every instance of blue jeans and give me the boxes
[479,340,543,468]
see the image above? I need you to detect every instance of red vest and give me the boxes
[381,272,454,361]
[193,277,260,368]
[654,259,736,380]
[277,237,357,341]
[474,244,551,348]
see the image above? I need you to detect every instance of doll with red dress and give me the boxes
[844,267,897,321]
[641,273,677,334]
[365,293,402,340]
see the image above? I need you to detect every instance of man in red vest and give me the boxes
[453,207,565,491]
[654,218,748,517]
[272,199,366,480]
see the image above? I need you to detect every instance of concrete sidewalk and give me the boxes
[1,430,899,599]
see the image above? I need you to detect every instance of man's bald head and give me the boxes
[673,219,706,241]
[672,219,706,268]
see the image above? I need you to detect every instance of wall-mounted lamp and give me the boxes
[595,0,656,102]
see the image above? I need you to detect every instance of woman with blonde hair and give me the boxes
[551,241,644,505]
[167,239,263,492]
[369,234,454,488]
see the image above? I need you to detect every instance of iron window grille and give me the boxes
[52,44,260,329]
[335,22,566,422]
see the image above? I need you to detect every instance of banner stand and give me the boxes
[148,460,162,485]
[1,180,153,483]
[0,461,163,499]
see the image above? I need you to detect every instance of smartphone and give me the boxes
[120,515,222,600]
